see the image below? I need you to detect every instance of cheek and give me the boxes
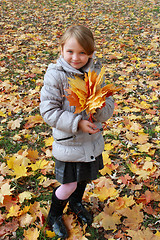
[63,53,70,60]
[83,56,90,62]
[65,55,71,60]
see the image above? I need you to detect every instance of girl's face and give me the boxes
[61,37,93,69]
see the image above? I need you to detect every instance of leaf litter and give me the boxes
[0,0,160,239]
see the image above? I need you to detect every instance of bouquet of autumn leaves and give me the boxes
[65,66,120,122]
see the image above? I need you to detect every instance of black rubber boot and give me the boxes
[69,181,93,226]
[48,187,69,239]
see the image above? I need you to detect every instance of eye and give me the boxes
[67,50,73,53]
[80,52,86,55]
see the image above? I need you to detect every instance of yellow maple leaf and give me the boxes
[46,230,56,238]
[119,204,143,230]
[94,186,119,201]
[68,75,86,92]
[129,162,157,181]
[102,213,121,230]
[122,195,135,208]
[94,205,121,231]
[137,143,153,152]
[38,176,57,188]
[99,150,118,175]
[6,156,15,169]
[18,191,34,203]
[156,231,160,237]
[7,151,31,169]
[102,151,111,164]
[44,136,54,147]
[136,132,149,144]
[93,176,115,189]
[99,165,113,175]
[7,205,20,218]
[146,62,157,68]
[23,227,40,240]
[29,202,43,223]
[11,164,28,179]
[127,227,160,240]
[104,143,114,151]
[19,213,33,227]
[31,67,43,74]
[140,101,150,109]
[20,205,31,215]
[0,110,6,117]
[30,159,48,171]
[129,122,142,132]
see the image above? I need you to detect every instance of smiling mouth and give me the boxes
[71,61,80,64]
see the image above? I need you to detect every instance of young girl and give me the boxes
[40,25,114,238]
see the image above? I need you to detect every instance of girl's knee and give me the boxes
[65,182,77,193]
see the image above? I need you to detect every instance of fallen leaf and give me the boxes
[127,227,160,240]
[24,115,44,129]
[23,227,40,240]
[18,191,34,203]
[118,204,144,230]
[0,218,19,237]
[7,119,21,130]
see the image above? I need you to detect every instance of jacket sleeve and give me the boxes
[40,70,82,134]
[93,96,115,123]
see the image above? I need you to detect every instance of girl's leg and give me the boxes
[69,181,87,202]
[48,182,77,238]
[69,181,93,225]
[55,182,77,200]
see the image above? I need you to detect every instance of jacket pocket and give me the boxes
[55,134,82,146]
[56,135,76,141]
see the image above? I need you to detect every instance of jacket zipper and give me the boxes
[56,135,76,141]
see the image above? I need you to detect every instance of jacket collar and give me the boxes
[57,56,94,75]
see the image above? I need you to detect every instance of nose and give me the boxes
[72,53,79,60]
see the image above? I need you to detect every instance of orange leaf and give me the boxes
[120,173,132,185]
[24,115,44,129]
[65,67,121,120]
[27,149,39,162]
[66,89,84,113]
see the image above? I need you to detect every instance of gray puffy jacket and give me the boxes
[40,56,114,162]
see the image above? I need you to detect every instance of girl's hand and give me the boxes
[78,120,100,134]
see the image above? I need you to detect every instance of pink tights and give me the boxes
[55,182,77,200]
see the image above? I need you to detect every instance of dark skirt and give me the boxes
[55,154,104,184]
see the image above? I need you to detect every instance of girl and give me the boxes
[40,25,114,238]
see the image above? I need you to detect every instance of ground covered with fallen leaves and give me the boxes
[0,0,160,239]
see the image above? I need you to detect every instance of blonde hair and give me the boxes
[60,25,95,55]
